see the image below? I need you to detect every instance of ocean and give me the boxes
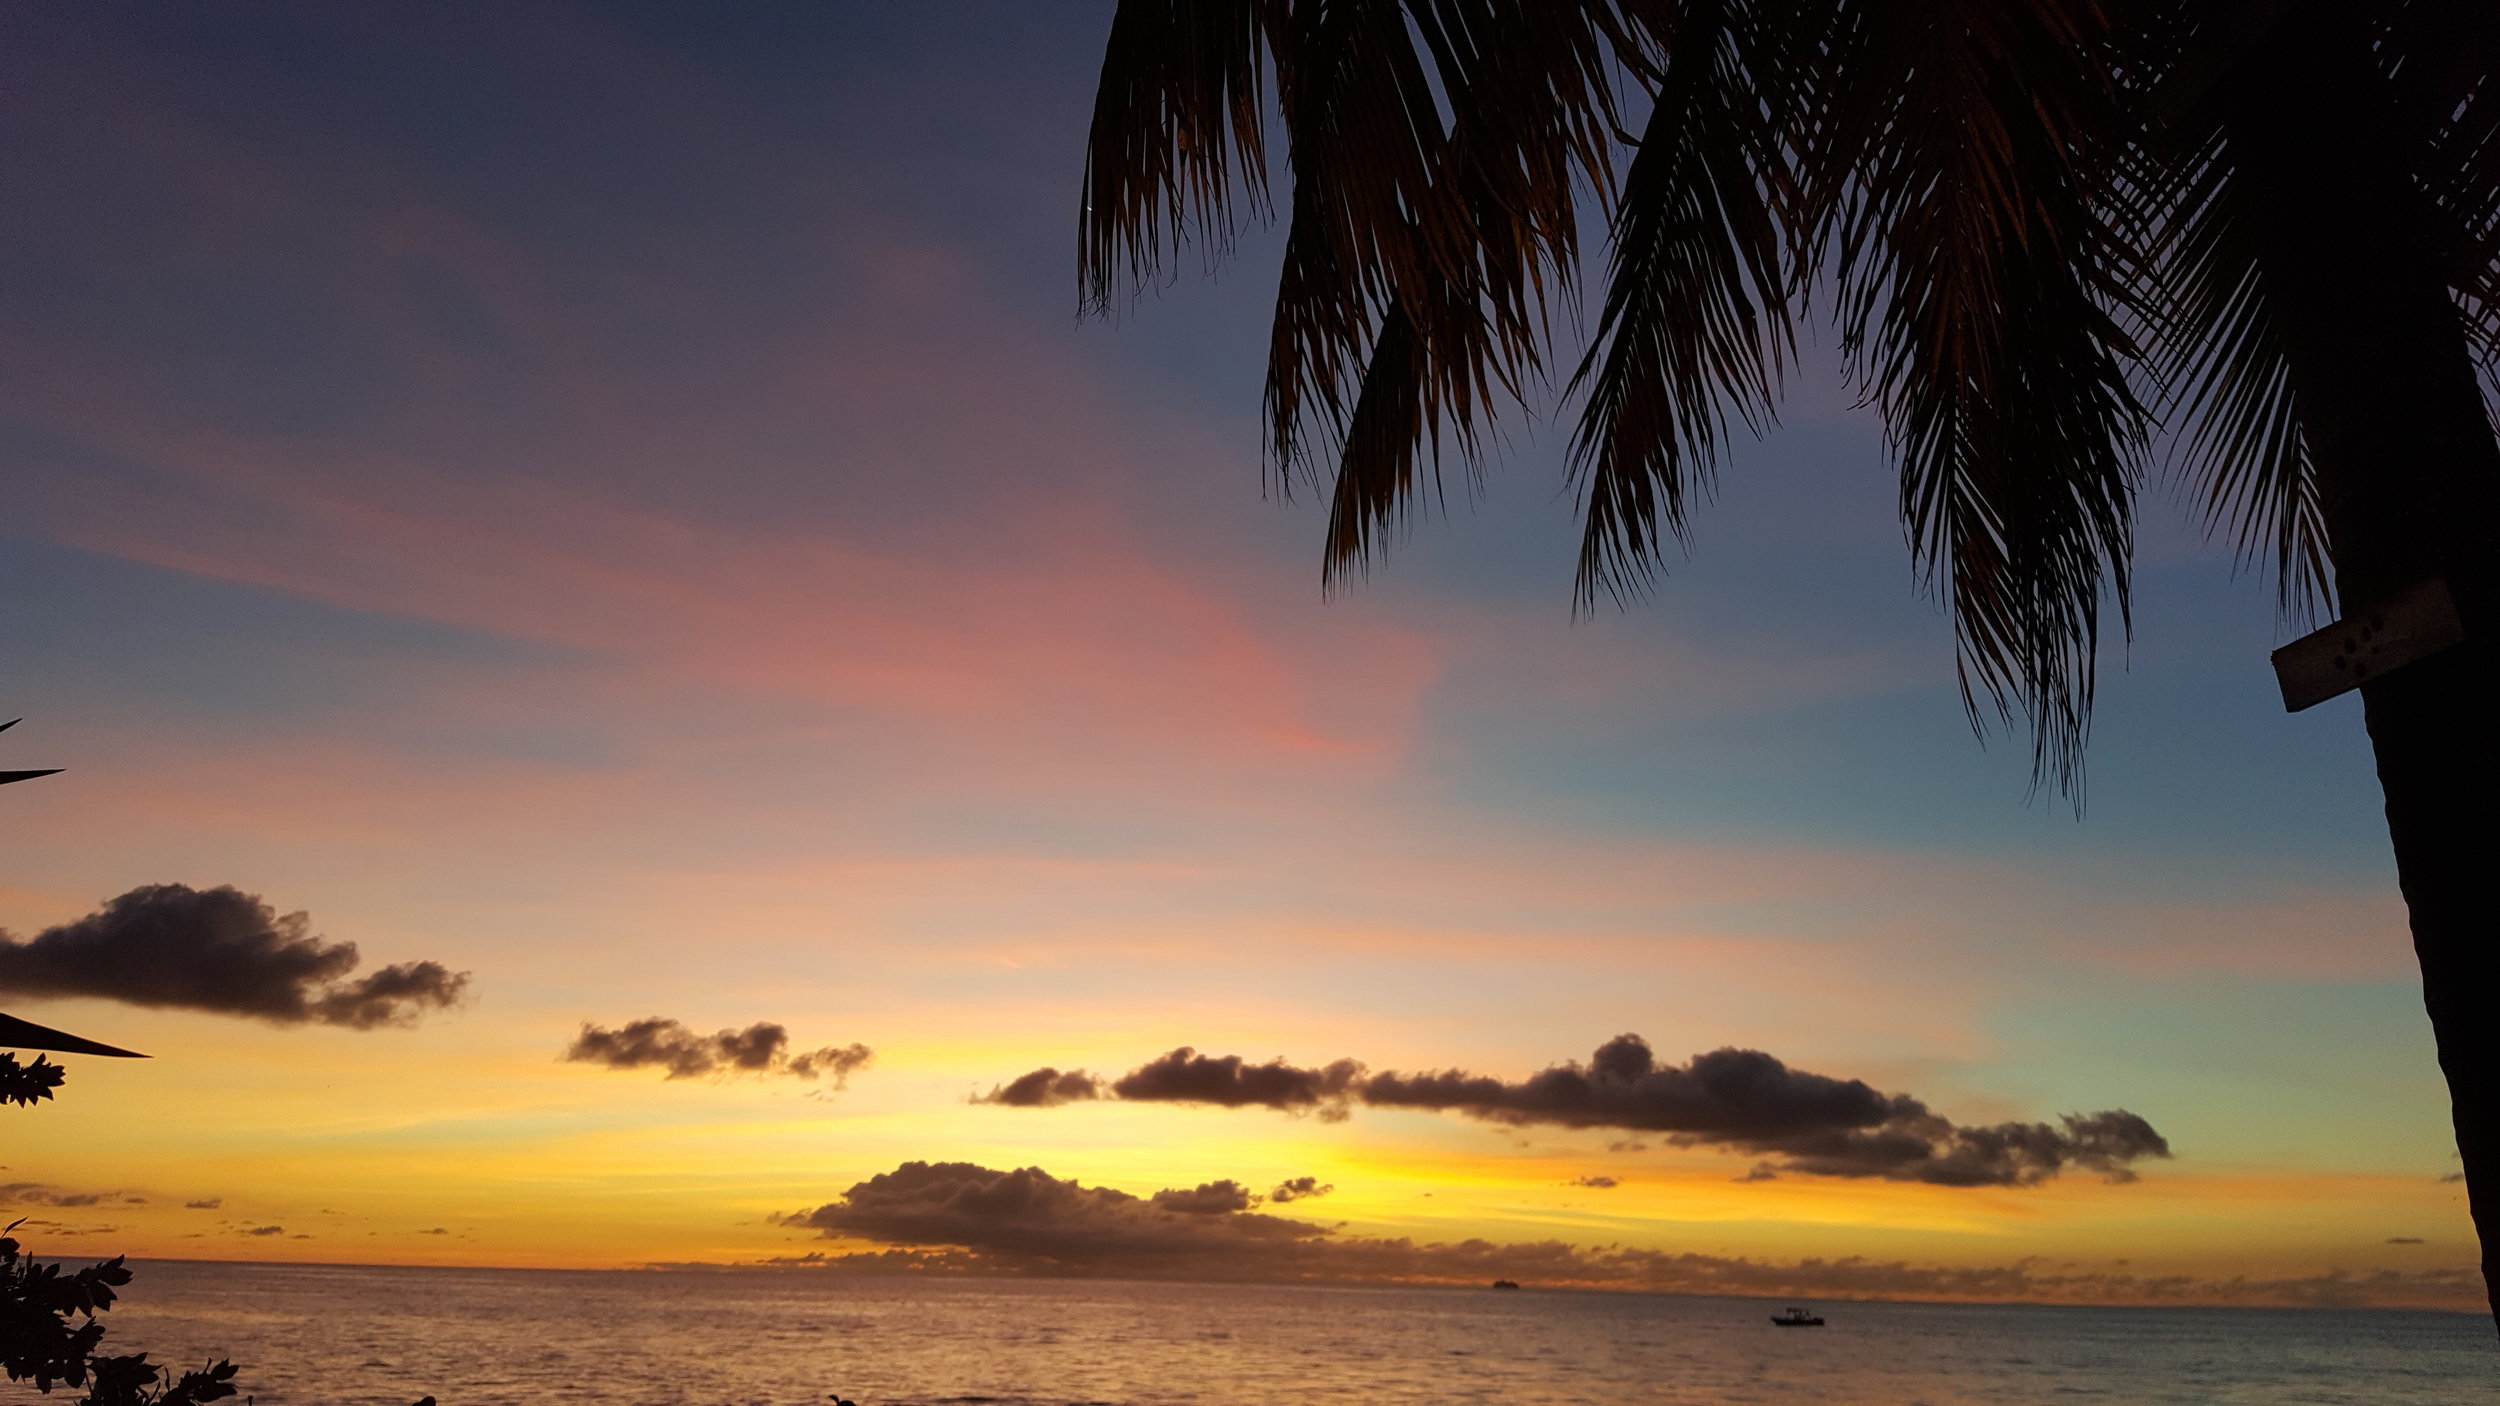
[40,1260,2500,1405]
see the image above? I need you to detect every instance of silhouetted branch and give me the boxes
[0,1054,66,1108]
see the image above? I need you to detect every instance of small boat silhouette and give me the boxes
[1770,1306,1824,1327]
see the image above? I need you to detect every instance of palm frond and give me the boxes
[1280,0,1626,580]
[1568,0,1809,612]
[2391,0,2500,402]
[1094,0,1634,571]
[2150,135,2331,621]
[1257,0,1458,510]
[1263,146,1376,487]
[1080,0,1287,313]
[1324,304,1428,577]
[1816,0,2152,795]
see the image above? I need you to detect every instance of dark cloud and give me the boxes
[2439,1172,2466,1183]
[1150,1180,1258,1215]
[1362,1037,1898,1135]
[245,1225,285,1236]
[184,1198,222,1210]
[788,1044,876,1081]
[776,1161,1324,1273]
[0,884,468,1028]
[1566,1175,1619,1189]
[975,1067,1105,1107]
[771,1159,2476,1309]
[564,1018,872,1084]
[1267,1176,1332,1203]
[989,1036,2170,1188]
[420,1227,449,1235]
[1109,1047,1365,1120]
[311,962,472,1030]
[2387,1236,2425,1245]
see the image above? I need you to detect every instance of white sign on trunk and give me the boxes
[2270,576,2466,712]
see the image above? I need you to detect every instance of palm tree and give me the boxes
[1079,0,2500,1319]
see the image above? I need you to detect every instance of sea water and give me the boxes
[35,1260,2500,1405]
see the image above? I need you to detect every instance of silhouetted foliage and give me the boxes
[1,1224,127,1393]
[0,1228,235,1405]
[1079,0,2500,789]
[0,1053,66,1108]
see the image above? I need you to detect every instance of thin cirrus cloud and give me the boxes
[0,1182,117,1208]
[2,32,1444,799]
[564,1017,872,1084]
[979,1035,2171,1189]
[767,1159,2475,1309]
[0,883,468,1029]
[28,447,1436,790]
[1,19,1435,787]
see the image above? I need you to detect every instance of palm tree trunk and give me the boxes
[2222,1,2500,1326]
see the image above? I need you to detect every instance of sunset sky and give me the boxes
[0,0,2475,1307]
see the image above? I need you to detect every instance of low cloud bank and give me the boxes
[566,1017,872,1083]
[983,1036,2169,1188]
[0,884,468,1028]
[776,1161,1321,1270]
[768,1159,2479,1310]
